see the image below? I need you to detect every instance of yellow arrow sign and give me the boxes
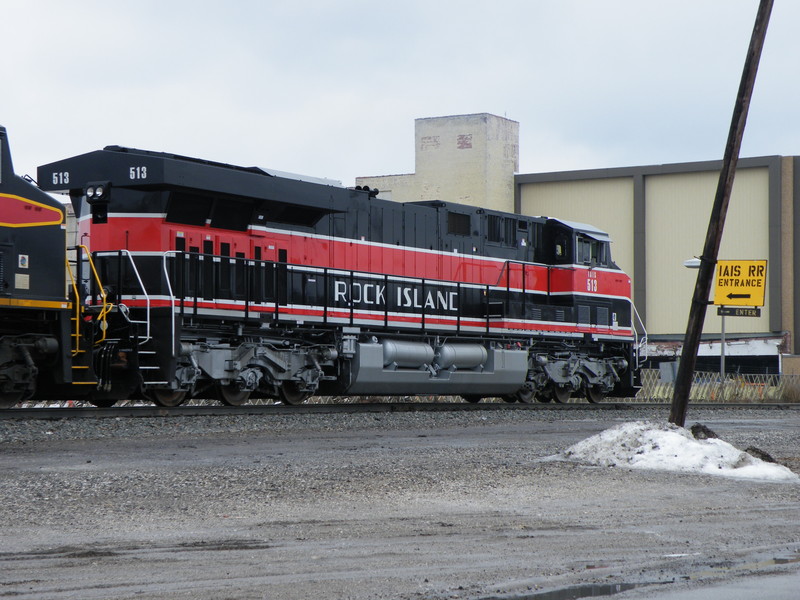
[713,260,767,307]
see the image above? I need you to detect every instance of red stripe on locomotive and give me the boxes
[80,215,631,301]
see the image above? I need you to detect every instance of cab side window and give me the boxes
[553,232,572,264]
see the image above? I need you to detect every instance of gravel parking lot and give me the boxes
[1,406,798,599]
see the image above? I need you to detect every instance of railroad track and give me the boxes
[2,401,798,420]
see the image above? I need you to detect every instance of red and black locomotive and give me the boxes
[0,126,644,407]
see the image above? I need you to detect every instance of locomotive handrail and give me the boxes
[147,250,639,351]
[161,251,179,358]
[65,255,83,357]
[114,249,152,345]
[493,259,570,289]
[632,301,649,368]
[70,245,113,347]
[493,260,521,288]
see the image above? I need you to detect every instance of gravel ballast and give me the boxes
[1,405,799,599]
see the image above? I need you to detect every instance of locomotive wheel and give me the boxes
[217,385,251,406]
[515,384,535,404]
[550,384,571,404]
[278,381,309,405]
[0,392,24,409]
[502,386,534,404]
[151,389,188,407]
[585,386,607,404]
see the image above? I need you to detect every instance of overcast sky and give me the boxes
[2,0,796,187]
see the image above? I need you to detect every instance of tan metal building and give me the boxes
[517,159,792,370]
[358,114,795,371]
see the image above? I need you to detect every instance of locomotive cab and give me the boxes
[542,218,614,268]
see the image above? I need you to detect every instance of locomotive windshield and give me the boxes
[577,234,609,266]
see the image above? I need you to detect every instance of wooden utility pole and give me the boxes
[670,0,773,427]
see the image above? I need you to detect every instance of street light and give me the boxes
[683,258,702,269]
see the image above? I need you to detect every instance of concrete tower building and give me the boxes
[357,113,519,212]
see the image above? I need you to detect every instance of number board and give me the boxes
[713,260,767,307]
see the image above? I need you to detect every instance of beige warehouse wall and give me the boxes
[645,167,770,335]
[518,178,635,279]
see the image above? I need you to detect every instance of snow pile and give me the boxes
[563,421,798,482]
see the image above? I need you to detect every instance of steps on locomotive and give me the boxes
[67,301,98,386]
[68,355,98,386]
[65,245,117,388]
[136,348,169,386]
